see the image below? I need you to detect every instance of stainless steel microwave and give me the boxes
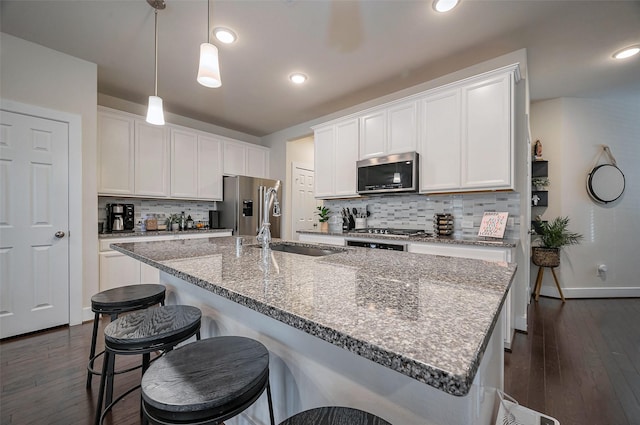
[357,152,419,194]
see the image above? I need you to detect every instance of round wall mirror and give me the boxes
[587,164,625,204]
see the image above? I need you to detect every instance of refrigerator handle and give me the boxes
[258,185,264,234]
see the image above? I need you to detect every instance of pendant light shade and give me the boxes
[146,95,165,125]
[197,42,222,88]
[197,0,222,88]
[146,1,165,125]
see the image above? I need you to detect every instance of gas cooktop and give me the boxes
[351,228,431,237]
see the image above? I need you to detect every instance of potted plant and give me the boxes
[532,216,583,267]
[316,206,330,232]
[167,214,181,231]
[532,177,550,191]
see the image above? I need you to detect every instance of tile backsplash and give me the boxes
[324,192,520,239]
[98,197,219,228]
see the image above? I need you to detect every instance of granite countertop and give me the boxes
[98,228,232,239]
[111,237,516,397]
[298,229,518,248]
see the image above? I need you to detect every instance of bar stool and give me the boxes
[141,336,275,425]
[87,284,166,389]
[95,304,202,425]
[279,406,391,425]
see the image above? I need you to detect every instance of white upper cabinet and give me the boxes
[170,128,198,198]
[313,126,335,198]
[334,119,360,197]
[197,135,223,200]
[313,118,359,199]
[223,140,269,178]
[419,66,517,193]
[359,100,417,160]
[98,107,264,200]
[461,72,513,189]
[98,110,135,195]
[170,127,223,201]
[135,120,169,197]
[387,101,417,154]
[359,109,386,159]
[419,88,461,192]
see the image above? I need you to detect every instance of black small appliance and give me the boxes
[105,203,135,233]
[209,210,221,229]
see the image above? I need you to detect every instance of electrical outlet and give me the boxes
[462,220,474,229]
[507,218,514,226]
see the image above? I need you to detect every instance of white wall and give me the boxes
[0,32,98,318]
[530,96,640,297]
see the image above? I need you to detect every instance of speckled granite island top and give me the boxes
[112,237,516,397]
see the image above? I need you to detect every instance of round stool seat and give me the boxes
[87,284,166,390]
[280,407,391,425]
[91,284,166,315]
[95,305,202,425]
[104,305,201,353]
[142,336,272,424]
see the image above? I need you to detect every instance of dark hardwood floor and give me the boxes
[0,317,142,425]
[1,297,639,425]
[505,296,640,425]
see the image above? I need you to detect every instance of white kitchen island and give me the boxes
[112,237,516,425]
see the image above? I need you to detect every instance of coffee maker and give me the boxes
[106,203,135,233]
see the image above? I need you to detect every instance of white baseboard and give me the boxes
[538,285,640,299]
[82,307,94,322]
[514,315,527,332]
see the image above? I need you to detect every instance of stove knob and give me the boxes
[383,229,389,234]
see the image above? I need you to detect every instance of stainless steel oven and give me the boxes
[346,240,407,251]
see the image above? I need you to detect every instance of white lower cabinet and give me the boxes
[99,232,232,291]
[298,234,346,246]
[99,250,144,291]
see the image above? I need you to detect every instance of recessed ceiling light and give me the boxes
[612,45,640,60]
[432,0,460,13]
[289,73,307,84]
[213,27,237,44]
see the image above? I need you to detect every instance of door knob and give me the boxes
[55,231,65,238]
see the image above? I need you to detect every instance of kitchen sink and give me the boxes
[256,243,343,257]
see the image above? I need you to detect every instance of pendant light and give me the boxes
[197,0,222,88]
[146,0,166,125]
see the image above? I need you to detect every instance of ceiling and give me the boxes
[1,1,639,137]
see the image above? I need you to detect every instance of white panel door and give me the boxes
[0,111,69,338]
[135,120,169,197]
[170,129,198,198]
[291,164,317,239]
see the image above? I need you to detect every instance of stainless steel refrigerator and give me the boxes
[220,176,282,237]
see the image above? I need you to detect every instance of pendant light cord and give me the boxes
[154,8,159,96]
[207,0,210,43]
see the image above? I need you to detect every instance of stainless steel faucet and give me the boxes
[257,182,281,249]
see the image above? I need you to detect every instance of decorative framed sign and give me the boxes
[478,212,509,239]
